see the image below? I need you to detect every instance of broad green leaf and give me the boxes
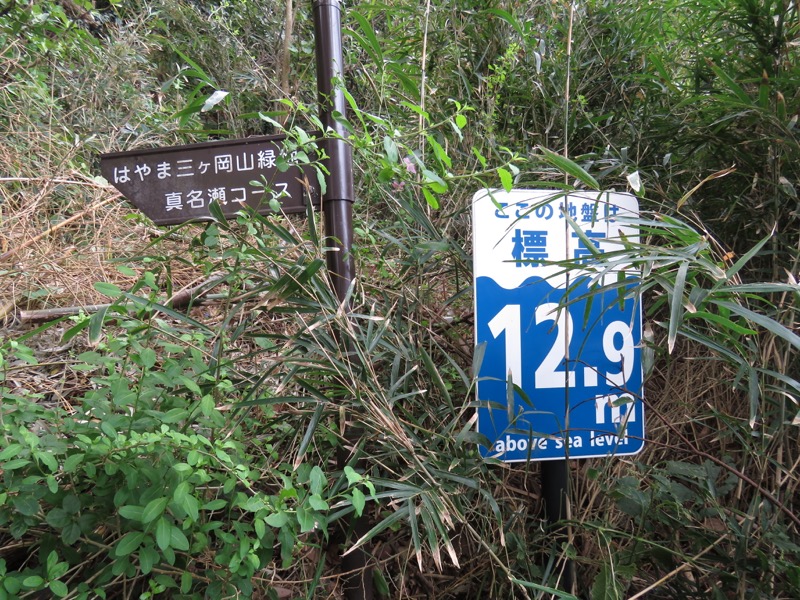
[118,505,144,522]
[49,580,68,598]
[115,531,145,557]
[46,508,70,528]
[156,517,171,551]
[22,576,44,588]
[139,545,158,575]
[265,511,289,528]
[0,444,22,462]
[383,135,398,164]
[352,488,366,517]
[422,187,440,209]
[309,466,325,496]
[308,494,329,511]
[169,526,189,551]
[422,169,447,193]
[142,497,169,523]
[88,304,109,345]
[686,311,756,336]
[181,572,193,594]
[497,167,513,192]
[723,233,772,281]
[480,8,524,37]
[139,347,157,369]
[13,495,40,516]
[94,282,122,297]
[296,402,324,463]
[344,466,362,485]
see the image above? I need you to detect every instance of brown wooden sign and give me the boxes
[100,135,319,225]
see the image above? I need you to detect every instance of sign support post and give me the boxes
[541,459,574,591]
[312,2,372,599]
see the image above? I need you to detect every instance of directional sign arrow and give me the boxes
[100,134,319,225]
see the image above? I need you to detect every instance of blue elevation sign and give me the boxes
[472,189,645,462]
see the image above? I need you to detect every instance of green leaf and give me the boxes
[350,11,384,69]
[309,466,325,496]
[308,494,329,511]
[181,572,193,594]
[265,511,289,528]
[118,505,144,522]
[61,522,81,545]
[88,304,109,345]
[13,496,40,516]
[383,136,398,163]
[156,517,171,551]
[480,8,524,37]
[708,62,751,104]
[169,526,189,551]
[590,563,622,600]
[352,488,366,517]
[512,578,578,599]
[714,300,800,351]
[344,466,362,485]
[497,167,513,192]
[62,453,84,473]
[455,113,467,129]
[49,580,68,598]
[296,504,316,533]
[22,576,44,589]
[668,261,688,353]
[115,531,145,557]
[422,187,440,209]
[0,444,22,462]
[46,508,70,528]
[139,347,157,369]
[139,545,158,575]
[296,400,323,461]
[422,169,447,193]
[94,281,122,297]
[538,146,599,190]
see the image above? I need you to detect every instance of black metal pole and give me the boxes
[541,459,575,592]
[312,2,372,599]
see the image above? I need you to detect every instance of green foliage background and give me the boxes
[1,0,798,598]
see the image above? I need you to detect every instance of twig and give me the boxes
[646,401,800,529]
[18,293,229,324]
[628,531,727,599]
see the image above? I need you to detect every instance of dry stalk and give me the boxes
[0,195,119,263]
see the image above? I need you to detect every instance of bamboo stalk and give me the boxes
[18,295,229,325]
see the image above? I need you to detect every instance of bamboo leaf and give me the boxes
[723,232,773,281]
[295,401,325,467]
[713,300,800,350]
[480,8,524,37]
[537,146,599,190]
[677,167,735,209]
[668,261,688,353]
